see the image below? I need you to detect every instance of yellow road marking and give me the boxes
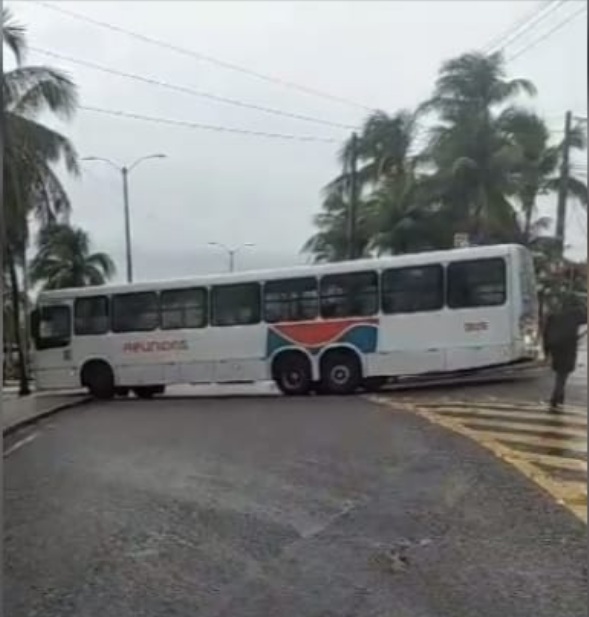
[521,451,587,472]
[460,417,588,439]
[473,430,587,454]
[368,395,587,524]
[423,400,587,417]
[431,406,588,427]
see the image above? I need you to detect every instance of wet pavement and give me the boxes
[4,395,587,617]
[374,363,587,523]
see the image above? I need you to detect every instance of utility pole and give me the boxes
[555,110,572,257]
[208,242,254,272]
[82,154,166,284]
[122,167,132,283]
[347,132,359,260]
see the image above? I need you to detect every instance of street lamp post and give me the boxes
[82,154,166,283]
[208,242,255,272]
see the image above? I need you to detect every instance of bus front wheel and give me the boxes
[82,361,115,400]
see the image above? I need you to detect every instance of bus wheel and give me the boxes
[320,350,362,395]
[273,353,311,396]
[82,361,115,400]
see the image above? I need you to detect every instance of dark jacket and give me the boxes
[543,306,586,374]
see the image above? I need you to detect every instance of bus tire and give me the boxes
[273,352,312,396]
[82,361,115,400]
[320,349,362,395]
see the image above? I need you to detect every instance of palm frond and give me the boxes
[2,8,26,65]
[4,66,78,119]
[87,252,116,279]
[6,112,79,173]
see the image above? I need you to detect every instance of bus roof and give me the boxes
[37,243,522,301]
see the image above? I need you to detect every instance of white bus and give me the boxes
[31,243,540,398]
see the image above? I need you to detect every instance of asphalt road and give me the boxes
[4,395,587,617]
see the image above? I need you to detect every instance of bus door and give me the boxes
[31,303,77,389]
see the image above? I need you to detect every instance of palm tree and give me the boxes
[3,8,79,394]
[422,51,536,243]
[327,110,419,197]
[306,110,427,261]
[498,109,587,244]
[30,225,115,290]
[302,191,374,262]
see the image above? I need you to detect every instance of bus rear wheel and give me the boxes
[82,361,115,400]
[320,350,362,395]
[273,353,312,396]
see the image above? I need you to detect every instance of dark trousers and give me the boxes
[550,370,570,408]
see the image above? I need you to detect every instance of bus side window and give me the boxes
[263,277,318,323]
[161,288,207,330]
[75,296,109,335]
[112,292,159,332]
[447,258,506,309]
[211,283,261,327]
[320,271,378,318]
[382,265,443,314]
[35,305,71,349]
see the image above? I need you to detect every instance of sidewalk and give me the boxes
[3,389,90,435]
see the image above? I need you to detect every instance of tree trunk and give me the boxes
[522,196,534,245]
[7,248,30,396]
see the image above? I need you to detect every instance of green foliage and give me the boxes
[304,51,587,265]
[2,9,79,394]
[30,224,115,290]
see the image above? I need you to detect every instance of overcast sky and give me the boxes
[7,0,588,282]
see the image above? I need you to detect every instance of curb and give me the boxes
[3,396,92,437]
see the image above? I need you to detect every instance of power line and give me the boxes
[34,1,374,112]
[507,3,587,62]
[485,0,565,54]
[30,46,357,132]
[78,105,341,143]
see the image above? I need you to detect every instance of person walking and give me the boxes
[542,294,586,412]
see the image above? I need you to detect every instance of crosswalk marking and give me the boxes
[423,400,587,417]
[517,451,587,472]
[460,417,587,439]
[369,394,587,523]
[437,408,588,428]
[474,430,587,453]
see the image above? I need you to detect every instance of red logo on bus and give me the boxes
[123,340,188,353]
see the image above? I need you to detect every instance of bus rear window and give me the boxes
[448,258,506,308]
[112,292,159,332]
[75,296,109,335]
